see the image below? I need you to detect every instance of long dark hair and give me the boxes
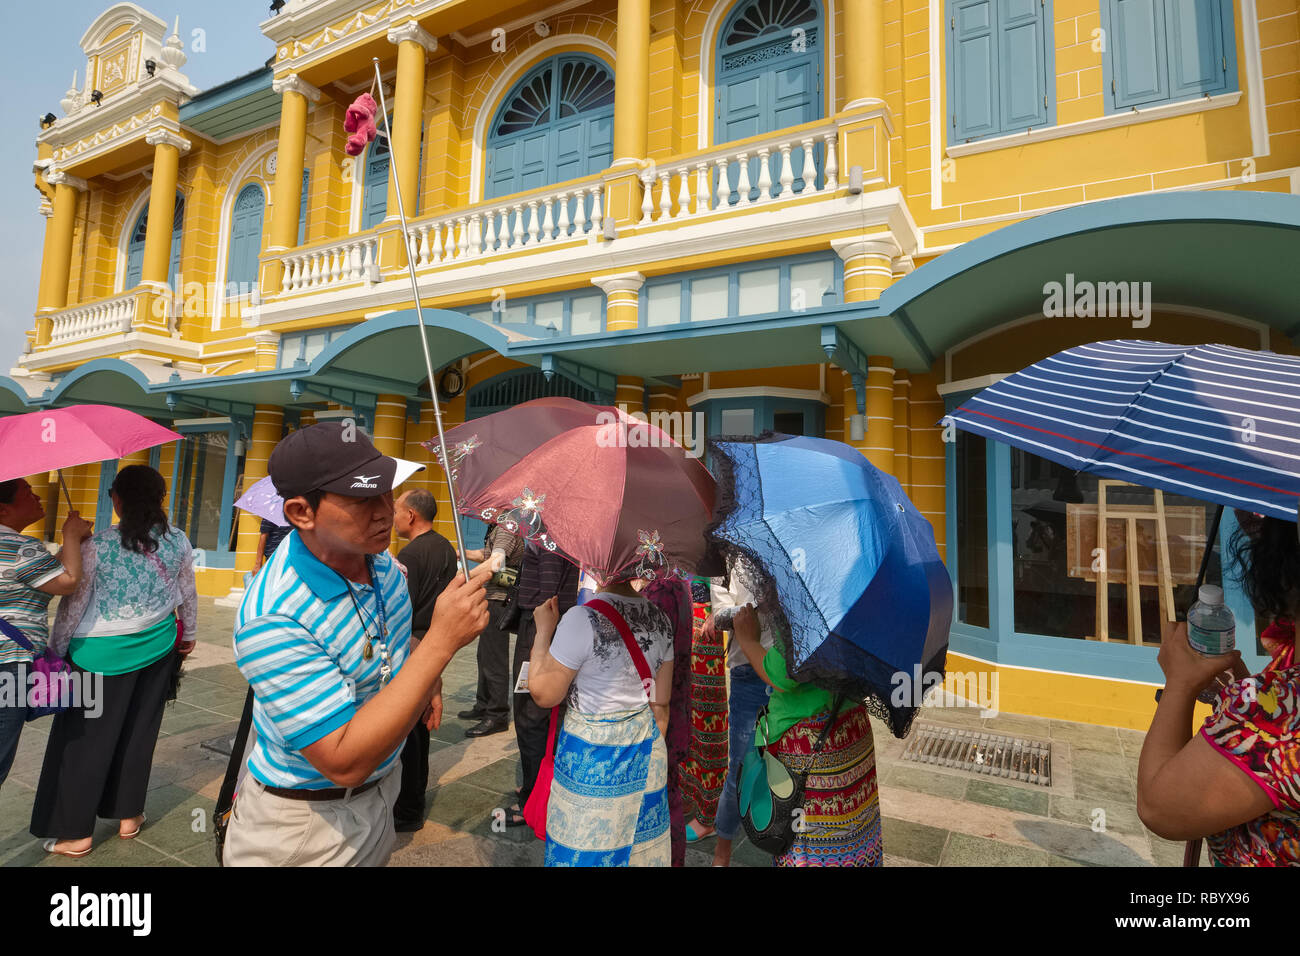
[111,465,170,555]
[1229,514,1300,622]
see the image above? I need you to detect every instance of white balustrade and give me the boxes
[636,124,841,227]
[280,236,380,294]
[48,292,139,345]
[403,183,605,268]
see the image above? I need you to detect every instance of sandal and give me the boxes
[504,804,528,828]
[43,839,92,858]
[686,821,716,843]
[119,813,147,840]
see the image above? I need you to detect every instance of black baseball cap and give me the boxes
[269,422,425,499]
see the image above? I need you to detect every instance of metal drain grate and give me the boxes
[901,722,1053,786]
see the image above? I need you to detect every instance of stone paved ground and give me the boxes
[0,598,1204,867]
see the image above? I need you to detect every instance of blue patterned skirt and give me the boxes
[544,705,670,867]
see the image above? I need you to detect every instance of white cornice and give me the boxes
[45,169,90,191]
[257,188,921,325]
[18,331,202,370]
[448,0,592,47]
[145,127,191,153]
[271,73,322,102]
[387,20,438,54]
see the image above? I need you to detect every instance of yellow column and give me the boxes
[266,74,321,295]
[372,395,409,553]
[843,0,886,109]
[833,236,900,302]
[606,0,651,225]
[19,472,53,539]
[864,357,895,474]
[893,372,912,493]
[385,21,437,223]
[140,129,189,288]
[252,331,280,371]
[616,377,645,416]
[593,272,645,332]
[235,406,284,575]
[909,373,947,562]
[36,170,87,337]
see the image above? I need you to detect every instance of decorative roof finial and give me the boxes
[60,70,80,114]
[159,15,187,71]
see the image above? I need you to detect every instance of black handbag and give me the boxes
[738,694,846,856]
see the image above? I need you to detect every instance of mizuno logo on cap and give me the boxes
[350,474,380,489]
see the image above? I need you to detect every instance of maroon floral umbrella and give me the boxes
[423,397,714,584]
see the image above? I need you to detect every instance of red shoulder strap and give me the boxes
[585,599,654,699]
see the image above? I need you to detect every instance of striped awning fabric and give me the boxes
[946,340,1300,522]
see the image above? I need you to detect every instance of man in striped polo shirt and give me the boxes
[225,423,493,866]
[0,478,91,790]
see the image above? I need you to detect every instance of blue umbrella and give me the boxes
[946,340,1300,520]
[707,434,952,737]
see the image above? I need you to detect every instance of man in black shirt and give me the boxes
[392,488,458,831]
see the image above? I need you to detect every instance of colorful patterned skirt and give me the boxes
[677,583,729,826]
[545,706,671,867]
[770,704,882,867]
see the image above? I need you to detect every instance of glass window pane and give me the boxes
[720,408,755,435]
[646,283,681,326]
[535,301,563,331]
[495,303,527,324]
[956,431,989,627]
[789,260,834,312]
[1010,448,1222,643]
[737,268,779,316]
[302,332,328,364]
[570,294,602,335]
[174,432,228,553]
[690,276,729,322]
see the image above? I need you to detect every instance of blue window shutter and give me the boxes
[487,140,516,199]
[518,131,551,192]
[1111,0,1168,107]
[125,231,145,289]
[950,0,1000,139]
[1165,0,1228,98]
[998,0,1049,129]
[553,118,585,184]
[362,142,389,229]
[168,194,184,286]
[227,184,266,286]
[719,73,764,142]
[298,170,309,245]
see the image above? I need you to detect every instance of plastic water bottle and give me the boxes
[1187,585,1235,657]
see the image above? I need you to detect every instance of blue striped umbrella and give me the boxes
[947,340,1300,521]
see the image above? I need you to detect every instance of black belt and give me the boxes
[262,777,382,802]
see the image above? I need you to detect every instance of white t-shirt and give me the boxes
[549,592,674,714]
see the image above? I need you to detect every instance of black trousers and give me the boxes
[511,611,555,806]
[30,649,175,840]
[474,606,511,722]
[394,721,430,822]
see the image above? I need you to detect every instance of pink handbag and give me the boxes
[521,599,654,841]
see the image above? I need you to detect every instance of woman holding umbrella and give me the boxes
[1137,514,1299,866]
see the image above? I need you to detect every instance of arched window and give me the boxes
[226,183,266,288]
[486,55,614,201]
[361,117,422,229]
[124,192,185,289]
[715,0,824,200]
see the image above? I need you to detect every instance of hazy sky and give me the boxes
[1,0,276,370]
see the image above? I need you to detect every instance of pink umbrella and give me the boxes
[0,405,181,508]
[424,398,715,584]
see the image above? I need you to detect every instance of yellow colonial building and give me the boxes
[9,0,1300,728]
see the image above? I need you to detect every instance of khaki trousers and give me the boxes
[223,768,399,867]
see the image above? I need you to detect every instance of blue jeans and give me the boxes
[0,663,27,789]
[714,663,771,841]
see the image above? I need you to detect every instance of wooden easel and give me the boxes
[1093,480,1177,644]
